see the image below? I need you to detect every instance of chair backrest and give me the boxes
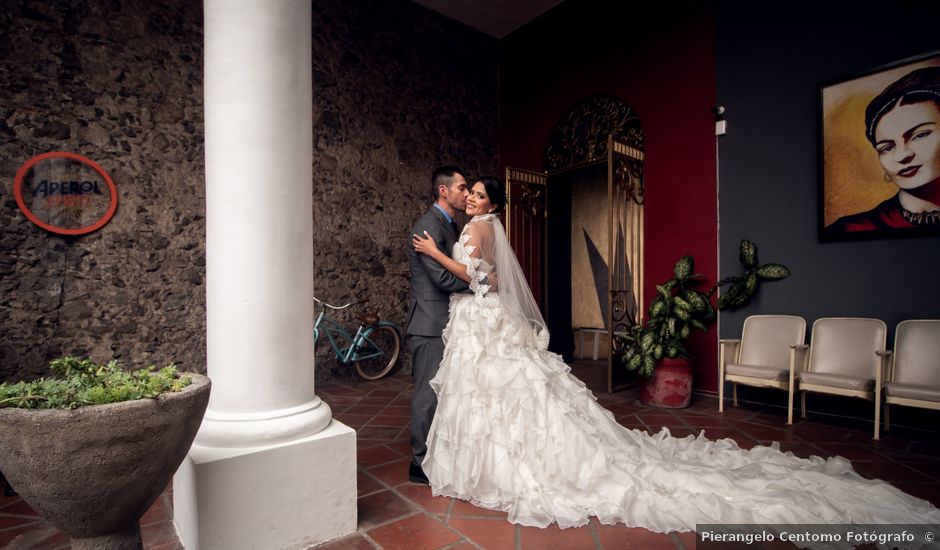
[808,317,886,378]
[738,315,806,368]
[892,319,940,385]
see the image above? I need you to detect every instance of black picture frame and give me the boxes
[818,50,940,241]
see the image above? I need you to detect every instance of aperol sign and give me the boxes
[14,152,118,236]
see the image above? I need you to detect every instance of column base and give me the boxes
[173,420,357,550]
[195,397,333,449]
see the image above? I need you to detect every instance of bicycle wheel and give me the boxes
[353,325,400,380]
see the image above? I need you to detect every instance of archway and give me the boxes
[506,96,644,392]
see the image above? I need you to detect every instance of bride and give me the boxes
[411,175,939,535]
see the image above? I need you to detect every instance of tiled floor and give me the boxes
[2,360,938,549]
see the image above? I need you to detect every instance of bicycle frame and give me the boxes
[314,309,393,364]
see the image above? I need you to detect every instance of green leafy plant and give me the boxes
[0,357,191,410]
[619,240,790,377]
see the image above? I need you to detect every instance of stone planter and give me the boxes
[639,357,692,408]
[0,373,210,550]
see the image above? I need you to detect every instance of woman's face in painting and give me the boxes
[873,100,940,190]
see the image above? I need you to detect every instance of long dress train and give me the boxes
[422,215,940,540]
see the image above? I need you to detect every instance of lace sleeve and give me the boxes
[455,220,494,299]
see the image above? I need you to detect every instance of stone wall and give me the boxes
[0,0,499,382]
[310,0,498,378]
[0,0,206,381]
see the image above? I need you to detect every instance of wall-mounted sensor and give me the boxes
[713,105,727,136]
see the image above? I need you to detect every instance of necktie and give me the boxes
[451,220,459,235]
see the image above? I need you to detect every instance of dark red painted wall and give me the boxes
[499,2,719,392]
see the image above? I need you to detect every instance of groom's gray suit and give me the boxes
[407,205,468,470]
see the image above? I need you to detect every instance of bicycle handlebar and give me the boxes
[314,296,368,310]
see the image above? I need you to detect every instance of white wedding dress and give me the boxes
[422,215,939,539]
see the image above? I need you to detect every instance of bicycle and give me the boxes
[314,297,402,380]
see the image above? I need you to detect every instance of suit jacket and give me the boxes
[406,206,469,337]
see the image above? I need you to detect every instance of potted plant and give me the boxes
[619,240,790,408]
[0,357,210,549]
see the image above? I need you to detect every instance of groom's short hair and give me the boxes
[431,165,465,200]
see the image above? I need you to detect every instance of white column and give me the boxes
[174,2,356,548]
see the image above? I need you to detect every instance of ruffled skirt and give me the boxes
[422,293,940,537]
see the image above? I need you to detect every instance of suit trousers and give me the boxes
[409,334,444,468]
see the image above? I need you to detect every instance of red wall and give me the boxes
[499,3,719,392]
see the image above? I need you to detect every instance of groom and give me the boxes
[406,165,469,484]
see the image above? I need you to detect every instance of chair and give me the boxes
[793,317,887,439]
[718,315,806,423]
[877,319,940,439]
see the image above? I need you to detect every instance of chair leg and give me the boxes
[874,394,881,441]
[787,384,795,425]
[718,380,725,413]
[800,391,807,419]
[884,403,891,432]
[732,384,738,407]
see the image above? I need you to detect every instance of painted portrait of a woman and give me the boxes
[821,54,940,239]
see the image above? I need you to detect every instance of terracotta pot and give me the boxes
[639,357,692,408]
[0,373,210,550]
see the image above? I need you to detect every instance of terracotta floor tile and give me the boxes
[448,516,516,550]
[638,413,684,427]
[387,437,413,456]
[0,523,45,547]
[734,423,797,442]
[892,481,940,505]
[518,522,595,549]
[140,499,170,525]
[396,483,453,514]
[674,530,697,549]
[358,469,387,497]
[357,490,416,530]
[367,458,412,488]
[662,426,701,438]
[774,441,828,459]
[367,390,402,398]
[0,515,37,529]
[358,399,395,410]
[852,461,932,483]
[450,498,508,519]
[615,416,648,431]
[345,405,382,415]
[141,520,180,546]
[894,459,940,481]
[683,413,732,427]
[696,427,750,442]
[334,413,375,429]
[0,499,38,516]
[367,513,462,550]
[35,528,71,548]
[309,532,376,550]
[357,426,403,441]
[0,371,935,550]
[813,442,892,462]
[595,524,676,549]
[358,444,407,467]
[367,415,410,428]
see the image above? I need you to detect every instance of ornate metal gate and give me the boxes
[505,167,548,312]
[607,136,645,392]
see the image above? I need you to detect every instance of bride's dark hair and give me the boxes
[476,175,506,213]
